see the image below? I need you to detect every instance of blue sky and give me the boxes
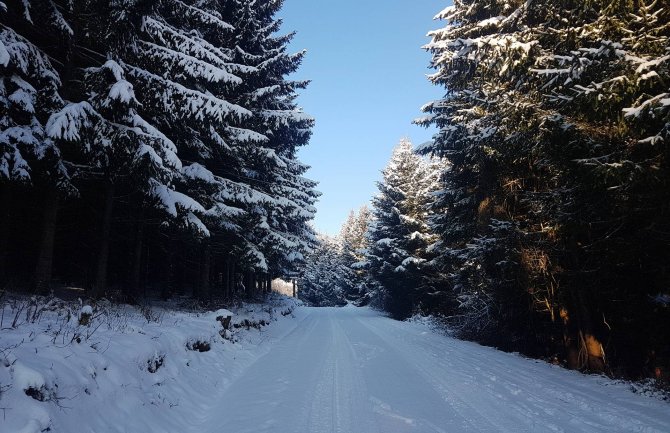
[279,0,446,235]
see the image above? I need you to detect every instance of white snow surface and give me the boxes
[2,303,669,433]
[0,39,9,66]
[1,295,301,433]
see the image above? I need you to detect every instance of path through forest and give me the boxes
[195,306,670,433]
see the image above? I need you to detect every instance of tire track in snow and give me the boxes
[192,307,670,433]
[349,310,498,432]
[356,311,670,433]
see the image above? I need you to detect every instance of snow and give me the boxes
[623,93,669,118]
[2,303,669,432]
[9,76,36,113]
[1,295,302,433]
[434,5,456,20]
[0,39,10,66]
[46,102,98,143]
[150,180,205,217]
[635,55,670,74]
[127,67,251,122]
[174,0,234,31]
[227,126,269,143]
[186,211,210,237]
[141,18,232,67]
[140,41,242,84]
[198,307,670,433]
[135,144,164,167]
[250,85,280,100]
[638,71,659,82]
[651,293,670,306]
[181,163,215,183]
[12,362,47,391]
[102,59,125,81]
[131,114,181,170]
[401,256,426,266]
[107,80,136,105]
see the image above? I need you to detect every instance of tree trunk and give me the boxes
[0,183,11,287]
[229,261,236,298]
[129,207,145,298]
[292,279,296,298]
[245,271,253,299]
[162,246,174,300]
[199,243,211,300]
[223,257,231,299]
[34,188,59,294]
[92,182,115,298]
[266,274,272,294]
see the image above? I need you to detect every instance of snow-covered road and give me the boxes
[197,306,670,433]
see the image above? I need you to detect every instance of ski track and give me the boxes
[194,306,670,433]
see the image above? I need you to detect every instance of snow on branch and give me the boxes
[127,66,251,122]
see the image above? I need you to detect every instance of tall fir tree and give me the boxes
[299,234,349,307]
[339,205,372,301]
[420,0,670,374]
[366,139,438,319]
[0,0,317,301]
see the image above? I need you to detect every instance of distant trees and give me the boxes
[405,0,670,377]
[299,234,349,307]
[339,205,371,301]
[301,139,445,314]
[0,0,317,300]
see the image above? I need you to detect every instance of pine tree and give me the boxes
[299,234,349,307]
[366,139,437,319]
[339,205,373,301]
[420,0,670,374]
[222,0,318,281]
[0,0,317,301]
[1,0,77,292]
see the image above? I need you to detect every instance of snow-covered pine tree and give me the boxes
[420,0,670,374]
[341,206,372,265]
[340,205,373,302]
[47,58,199,297]
[221,0,318,283]
[80,0,269,297]
[0,0,78,292]
[1,0,316,300]
[413,153,448,312]
[366,138,436,319]
[526,0,670,372]
[299,234,349,307]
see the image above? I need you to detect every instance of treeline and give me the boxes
[412,0,670,379]
[299,141,444,311]
[307,0,670,381]
[0,0,318,300]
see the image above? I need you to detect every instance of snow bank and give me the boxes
[0,294,303,433]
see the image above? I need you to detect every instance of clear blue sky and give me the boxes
[279,0,446,235]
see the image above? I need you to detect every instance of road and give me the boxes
[198,306,670,433]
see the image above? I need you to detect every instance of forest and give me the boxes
[0,0,318,301]
[2,0,670,387]
[300,0,670,383]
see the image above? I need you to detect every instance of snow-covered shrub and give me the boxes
[186,339,211,353]
[146,353,165,373]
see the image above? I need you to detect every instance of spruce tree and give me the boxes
[299,234,349,307]
[1,0,77,292]
[420,0,670,373]
[366,139,436,319]
[340,205,372,301]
